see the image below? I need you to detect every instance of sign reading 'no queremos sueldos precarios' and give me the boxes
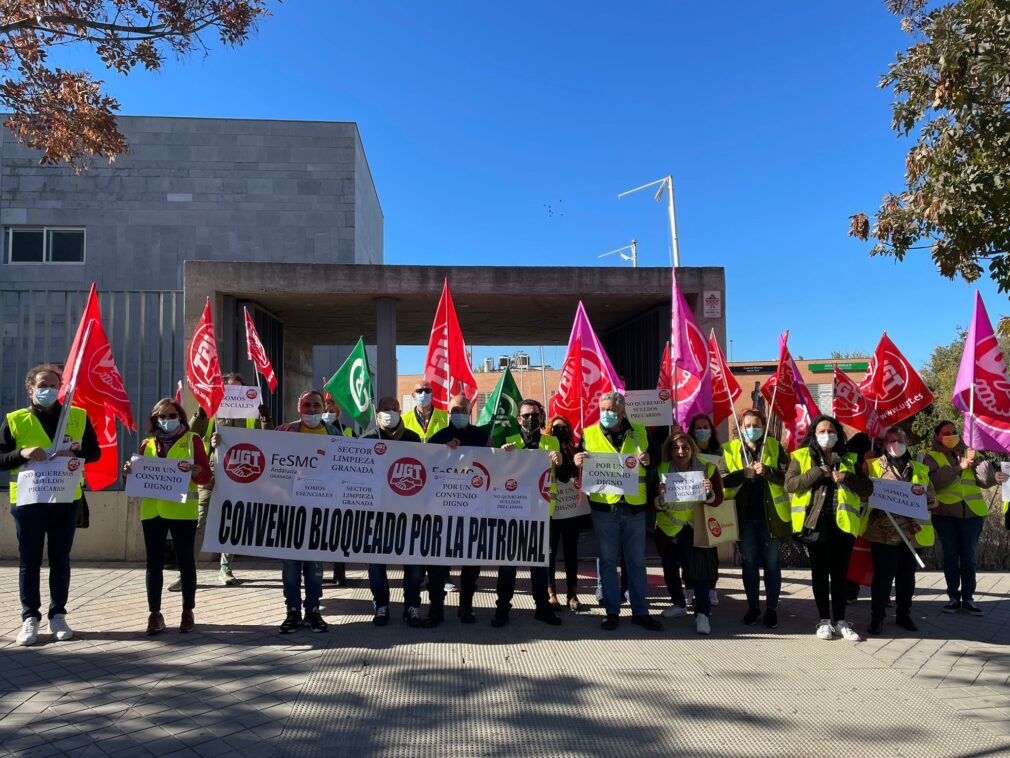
[202,428,552,566]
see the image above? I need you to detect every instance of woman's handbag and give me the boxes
[693,499,738,548]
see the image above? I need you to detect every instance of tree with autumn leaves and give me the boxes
[0,1,269,170]
[850,0,1010,295]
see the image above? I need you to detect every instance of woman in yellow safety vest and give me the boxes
[924,421,1001,616]
[718,408,790,630]
[686,413,724,609]
[123,398,211,635]
[862,426,936,636]
[655,430,724,635]
[785,415,873,642]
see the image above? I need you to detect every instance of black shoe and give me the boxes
[331,566,347,586]
[534,608,562,626]
[895,615,919,632]
[421,608,444,628]
[942,600,961,614]
[373,606,389,627]
[867,618,884,635]
[279,608,301,634]
[962,601,984,616]
[403,607,424,629]
[490,611,509,628]
[457,605,476,624]
[631,615,662,632]
[600,614,620,631]
[743,607,761,626]
[763,608,778,629]
[304,609,329,633]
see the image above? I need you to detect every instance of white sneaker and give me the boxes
[709,590,719,607]
[49,614,73,641]
[815,619,834,640]
[696,613,711,635]
[16,618,39,646]
[836,620,861,641]
[443,582,457,593]
[662,605,687,619]
[685,589,695,607]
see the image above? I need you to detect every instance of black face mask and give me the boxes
[552,426,570,444]
[520,415,541,433]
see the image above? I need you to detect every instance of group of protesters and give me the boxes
[3,362,1008,646]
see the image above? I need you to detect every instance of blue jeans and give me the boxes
[591,504,648,617]
[11,501,78,621]
[739,519,782,610]
[368,564,423,610]
[933,515,984,603]
[282,560,323,610]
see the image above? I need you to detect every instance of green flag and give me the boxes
[477,367,523,445]
[324,337,373,428]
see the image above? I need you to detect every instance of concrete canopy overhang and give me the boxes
[184,262,705,345]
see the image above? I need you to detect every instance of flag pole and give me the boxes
[51,319,95,457]
[722,353,747,464]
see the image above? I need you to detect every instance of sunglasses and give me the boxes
[156,413,180,420]
[519,413,540,420]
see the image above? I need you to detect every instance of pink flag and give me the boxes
[670,275,712,427]
[549,302,623,441]
[422,279,479,410]
[953,291,1010,452]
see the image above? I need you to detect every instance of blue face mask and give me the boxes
[599,411,619,429]
[450,412,469,429]
[743,427,764,443]
[33,388,58,408]
[158,418,180,434]
[693,428,712,443]
[415,391,433,408]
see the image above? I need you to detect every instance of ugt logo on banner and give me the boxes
[388,458,426,495]
[224,443,265,484]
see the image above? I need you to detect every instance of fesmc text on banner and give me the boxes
[203,428,552,567]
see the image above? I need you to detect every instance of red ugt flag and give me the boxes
[858,333,933,426]
[422,279,478,410]
[708,330,741,427]
[244,307,277,393]
[833,364,883,437]
[59,283,135,491]
[187,298,225,418]
[762,332,819,450]
[551,335,586,442]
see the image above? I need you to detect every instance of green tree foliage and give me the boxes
[829,350,870,360]
[849,0,1010,291]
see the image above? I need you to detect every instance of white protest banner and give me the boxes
[216,385,261,420]
[1002,462,1010,504]
[662,470,706,504]
[624,389,673,426]
[202,427,552,567]
[552,479,589,520]
[16,457,84,505]
[581,452,640,496]
[125,455,193,504]
[868,477,928,520]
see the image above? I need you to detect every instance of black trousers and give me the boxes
[495,566,550,612]
[426,565,481,609]
[143,517,197,612]
[870,542,916,621]
[549,518,583,591]
[806,525,855,623]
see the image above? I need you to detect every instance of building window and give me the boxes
[7,227,85,264]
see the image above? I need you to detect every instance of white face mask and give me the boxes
[321,412,337,424]
[887,442,907,458]
[816,432,838,449]
[377,410,400,428]
[301,413,323,428]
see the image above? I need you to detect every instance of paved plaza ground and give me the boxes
[0,556,1007,757]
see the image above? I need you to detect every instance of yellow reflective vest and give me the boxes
[656,459,716,537]
[866,457,935,548]
[203,416,257,453]
[924,450,987,518]
[788,448,864,536]
[7,406,87,504]
[139,433,200,520]
[582,421,648,507]
[403,407,448,442]
[722,438,790,525]
[505,432,560,515]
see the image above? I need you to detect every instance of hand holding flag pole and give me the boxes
[49,319,95,458]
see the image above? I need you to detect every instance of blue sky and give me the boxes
[61,1,1006,372]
